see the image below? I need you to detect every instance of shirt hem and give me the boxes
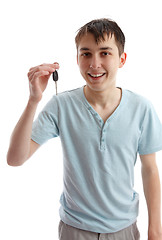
[138,145,162,155]
[59,216,138,234]
[31,136,44,145]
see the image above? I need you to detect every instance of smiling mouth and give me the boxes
[88,73,106,79]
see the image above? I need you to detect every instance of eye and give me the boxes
[81,52,91,57]
[101,52,110,56]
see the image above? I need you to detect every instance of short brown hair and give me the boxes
[75,18,125,56]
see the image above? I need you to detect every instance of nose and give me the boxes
[90,55,101,69]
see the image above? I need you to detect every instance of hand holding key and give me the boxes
[28,62,59,103]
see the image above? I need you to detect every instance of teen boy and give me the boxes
[7,18,162,240]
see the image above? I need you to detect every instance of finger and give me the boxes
[28,65,58,80]
[28,63,59,76]
[29,62,59,71]
[30,70,50,82]
[29,65,56,73]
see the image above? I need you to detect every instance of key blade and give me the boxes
[55,81,58,95]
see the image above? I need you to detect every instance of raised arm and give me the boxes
[7,63,59,166]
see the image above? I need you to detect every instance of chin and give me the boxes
[86,83,105,92]
[86,79,115,93]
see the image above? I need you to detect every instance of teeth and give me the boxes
[89,73,104,77]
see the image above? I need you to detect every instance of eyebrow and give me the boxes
[79,47,113,51]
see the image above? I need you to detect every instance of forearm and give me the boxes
[142,164,162,238]
[7,99,38,166]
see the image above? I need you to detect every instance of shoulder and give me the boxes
[56,87,83,101]
[124,89,153,110]
[44,86,84,111]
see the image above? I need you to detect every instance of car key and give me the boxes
[52,70,58,95]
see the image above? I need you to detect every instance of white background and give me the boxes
[1,0,162,239]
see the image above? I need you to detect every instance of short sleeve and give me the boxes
[31,96,59,145]
[138,101,162,155]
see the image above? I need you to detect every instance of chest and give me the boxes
[92,105,119,123]
[60,101,141,154]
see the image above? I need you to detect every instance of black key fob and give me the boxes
[53,70,58,81]
[52,70,58,95]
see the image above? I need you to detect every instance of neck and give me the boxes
[84,85,121,109]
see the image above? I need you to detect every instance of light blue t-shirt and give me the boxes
[31,86,162,233]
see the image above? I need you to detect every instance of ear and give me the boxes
[119,52,127,68]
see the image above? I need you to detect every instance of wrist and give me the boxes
[28,97,40,107]
[148,226,162,239]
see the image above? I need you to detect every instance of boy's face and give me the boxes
[77,33,126,92]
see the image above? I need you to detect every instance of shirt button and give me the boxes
[100,145,105,150]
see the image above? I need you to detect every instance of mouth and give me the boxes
[88,73,106,80]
